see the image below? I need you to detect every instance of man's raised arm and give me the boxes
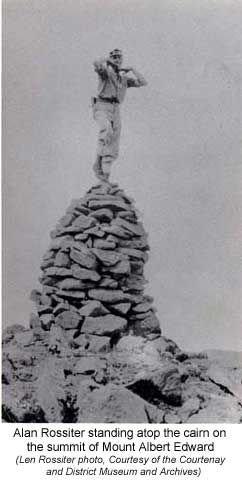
[93,57,109,77]
[122,66,148,87]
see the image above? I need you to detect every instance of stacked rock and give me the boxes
[30,182,161,348]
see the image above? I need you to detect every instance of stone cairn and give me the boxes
[3,182,242,423]
[30,182,161,349]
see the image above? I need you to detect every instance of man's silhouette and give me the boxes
[92,49,147,182]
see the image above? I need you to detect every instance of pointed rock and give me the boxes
[78,300,110,317]
[111,302,131,315]
[40,314,54,330]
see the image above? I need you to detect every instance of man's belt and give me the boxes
[97,96,120,104]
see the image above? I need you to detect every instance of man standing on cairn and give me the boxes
[92,49,147,182]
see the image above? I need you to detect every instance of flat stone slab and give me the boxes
[88,289,132,304]
[74,233,89,241]
[132,310,153,320]
[132,302,152,313]
[81,314,127,336]
[98,278,118,289]
[93,239,116,250]
[118,247,146,260]
[102,225,132,239]
[83,226,105,238]
[92,248,124,266]
[57,278,84,290]
[44,267,72,277]
[114,218,145,237]
[88,199,130,212]
[59,214,96,233]
[56,289,85,300]
[71,264,100,282]
[70,247,97,270]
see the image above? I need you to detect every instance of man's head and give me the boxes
[109,49,123,69]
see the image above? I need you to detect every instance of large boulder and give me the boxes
[76,384,150,423]
[81,314,127,336]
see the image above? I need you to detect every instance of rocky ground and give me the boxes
[2,182,242,423]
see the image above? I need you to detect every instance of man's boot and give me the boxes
[101,156,112,183]
[102,172,110,183]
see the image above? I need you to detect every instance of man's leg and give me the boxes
[93,154,103,178]
[93,109,114,180]
[101,155,113,180]
[111,108,122,161]
[101,107,121,181]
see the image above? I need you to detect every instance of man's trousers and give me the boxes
[93,100,121,163]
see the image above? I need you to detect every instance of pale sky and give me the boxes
[3,0,242,351]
